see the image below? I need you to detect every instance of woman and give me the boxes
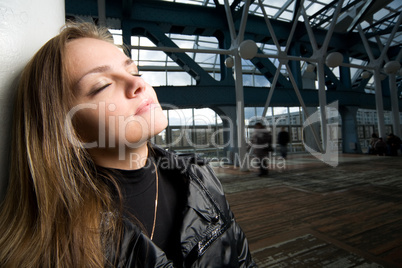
[0,22,255,267]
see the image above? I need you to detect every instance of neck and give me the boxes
[88,142,149,170]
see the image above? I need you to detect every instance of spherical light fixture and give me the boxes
[361,71,371,79]
[224,56,234,68]
[238,40,258,60]
[325,52,343,68]
[384,61,401,74]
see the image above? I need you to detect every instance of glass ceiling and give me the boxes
[111,0,402,92]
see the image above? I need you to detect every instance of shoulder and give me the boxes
[150,143,208,169]
[151,143,223,188]
[150,143,228,213]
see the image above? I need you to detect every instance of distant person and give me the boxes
[387,133,401,156]
[374,137,387,156]
[277,127,290,159]
[249,122,272,176]
[369,133,379,155]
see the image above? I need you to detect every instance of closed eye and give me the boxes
[89,83,112,96]
[131,72,142,77]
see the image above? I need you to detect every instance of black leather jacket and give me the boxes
[109,145,256,267]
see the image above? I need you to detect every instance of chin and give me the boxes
[122,115,168,145]
[152,115,168,136]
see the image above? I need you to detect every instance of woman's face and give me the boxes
[66,37,168,149]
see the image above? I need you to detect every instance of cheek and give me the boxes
[71,98,168,146]
[122,106,168,143]
[73,105,119,143]
[73,108,101,141]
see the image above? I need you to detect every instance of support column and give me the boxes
[317,57,328,150]
[339,106,362,153]
[303,107,321,152]
[213,106,238,165]
[389,74,401,137]
[289,44,303,90]
[339,55,352,89]
[302,68,317,89]
[121,21,132,58]
[373,67,386,138]
[233,54,248,171]
[0,0,65,201]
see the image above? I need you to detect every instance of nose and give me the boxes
[125,74,146,98]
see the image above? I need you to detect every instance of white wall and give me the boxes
[0,0,65,201]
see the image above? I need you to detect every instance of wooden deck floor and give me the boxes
[213,154,402,267]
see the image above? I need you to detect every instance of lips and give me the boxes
[135,98,154,115]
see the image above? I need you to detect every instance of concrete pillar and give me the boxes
[0,0,65,201]
[339,106,362,153]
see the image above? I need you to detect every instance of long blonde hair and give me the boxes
[0,22,122,267]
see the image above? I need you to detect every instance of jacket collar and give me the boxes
[149,143,208,173]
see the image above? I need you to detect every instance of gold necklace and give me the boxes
[150,162,159,240]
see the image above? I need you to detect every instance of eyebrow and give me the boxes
[76,58,136,85]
